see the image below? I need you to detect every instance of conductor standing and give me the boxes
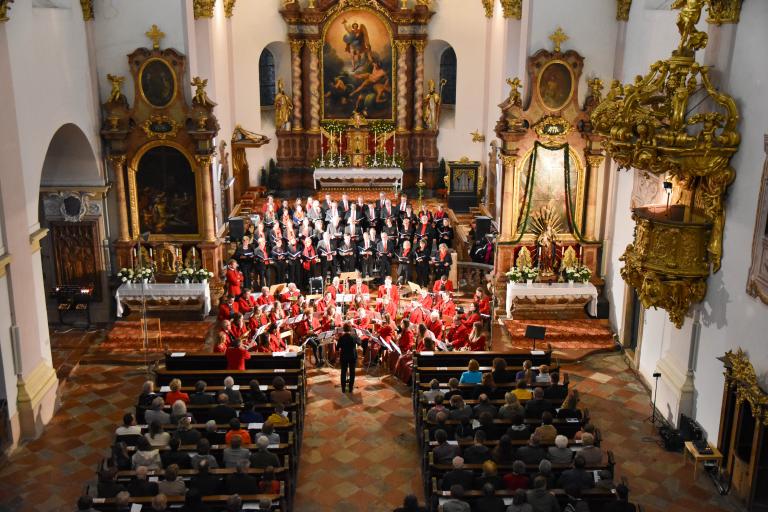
[337,323,359,393]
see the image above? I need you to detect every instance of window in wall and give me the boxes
[259,49,276,107]
[439,47,457,106]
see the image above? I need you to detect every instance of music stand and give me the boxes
[524,325,546,351]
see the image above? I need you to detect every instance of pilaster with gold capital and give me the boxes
[499,153,519,242]
[109,154,131,242]
[195,154,216,242]
[585,154,605,240]
[307,40,323,133]
[616,0,631,22]
[394,40,411,132]
[413,40,426,132]
[193,0,216,19]
[289,39,304,132]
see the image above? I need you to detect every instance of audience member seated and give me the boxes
[144,397,171,426]
[267,403,290,426]
[433,429,461,465]
[474,482,506,512]
[534,365,552,385]
[247,379,268,405]
[439,484,471,512]
[148,493,168,512]
[515,434,546,465]
[211,393,237,424]
[97,467,126,498]
[146,420,171,448]
[558,389,582,420]
[506,489,533,512]
[223,376,244,404]
[239,402,265,424]
[543,371,569,401]
[113,491,131,512]
[498,392,524,420]
[180,488,210,512]
[270,376,292,405]
[491,358,514,384]
[514,360,533,382]
[505,414,531,441]
[111,441,132,471]
[503,460,531,491]
[77,495,98,512]
[563,485,590,512]
[512,380,533,401]
[393,494,429,512]
[225,460,259,495]
[188,459,221,496]
[473,394,497,418]
[533,460,556,490]
[491,435,516,465]
[171,400,193,424]
[444,378,462,401]
[459,359,483,385]
[574,422,596,443]
[601,483,636,512]
[524,388,555,419]
[463,431,491,464]
[175,416,202,446]
[578,432,603,466]
[258,465,281,494]
[547,435,574,465]
[448,395,473,421]
[423,379,444,403]
[259,421,281,445]
[116,413,142,437]
[223,435,252,468]
[475,460,503,490]
[166,379,190,405]
[132,438,161,470]
[190,380,215,405]
[127,465,159,497]
[526,476,560,512]
[158,464,187,496]
[191,439,219,470]
[138,381,159,411]
[427,394,448,422]
[162,436,192,469]
[250,435,281,468]
[225,418,252,446]
[556,455,595,491]
[201,420,219,444]
[440,456,474,492]
[474,412,500,440]
[473,372,496,399]
[533,412,558,445]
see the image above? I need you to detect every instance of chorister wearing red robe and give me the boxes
[218,302,240,321]
[476,297,491,315]
[433,278,455,294]
[225,346,251,370]
[226,268,244,297]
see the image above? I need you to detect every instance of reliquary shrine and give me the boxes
[101,25,224,282]
[492,30,608,312]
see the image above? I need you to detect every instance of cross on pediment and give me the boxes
[145,24,165,50]
[549,27,569,53]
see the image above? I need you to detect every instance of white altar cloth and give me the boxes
[115,282,211,317]
[505,282,598,318]
[313,167,403,189]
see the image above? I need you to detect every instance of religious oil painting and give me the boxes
[140,58,176,108]
[322,9,394,121]
[520,146,580,233]
[537,61,573,111]
[136,146,198,235]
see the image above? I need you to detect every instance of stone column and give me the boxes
[306,40,322,133]
[289,39,304,132]
[394,40,410,132]
[499,153,519,242]
[585,155,604,241]
[412,40,425,131]
[109,155,131,241]
[196,155,216,242]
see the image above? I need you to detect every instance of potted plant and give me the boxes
[136,266,153,284]
[505,267,523,284]
[563,265,592,285]
[176,267,194,284]
[195,268,214,284]
[521,266,539,285]
[116,267,134,284]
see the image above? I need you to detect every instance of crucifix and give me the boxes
[549,27,569,53]
[145,24,166,50]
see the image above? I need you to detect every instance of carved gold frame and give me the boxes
[746,135,768,305]
[535,60,576,113]
[319,5,396,123]
[515,143,586,244]
[137,57,178,109]
[127,140,205,241]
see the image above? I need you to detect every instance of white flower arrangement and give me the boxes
[175,267,195,283]
[135,267,154,281]
[116,267,134,283]
[563,265,591,283]
[520,266,539,282]
[505,267,523,283]
[194,268,214,282]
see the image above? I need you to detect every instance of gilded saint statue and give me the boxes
[530,204,562,275]
[191,76,216,108]
[274,78,293,131]
[422,79,443,131]
[107,74,126,104]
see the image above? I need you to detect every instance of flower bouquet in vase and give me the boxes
[175,267,194,284]
[505,267,523,284]
[117,268,135,284]
[136,267,154,284]
[521,266,539,286]
[195,268,214,284]
[563,265,592,285]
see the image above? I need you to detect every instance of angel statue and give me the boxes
[342,18,373,71]
[320,126,340,156]
[274,79,293,131]
[191,76,216,108]
[107,74,126,104]
[506,77,522,107]
[376,130,394,155]
[423,79,443,131]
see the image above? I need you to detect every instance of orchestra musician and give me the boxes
[474,287,491,316]
[237,288,258,315]
[349,277,369,296]
[377,275,399,306]
[467,321,488,351]
[218,295,240,322]
[215,319,236,352]
[433,274,455,294]
[224,259,244,298]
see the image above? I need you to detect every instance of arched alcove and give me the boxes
[259,41,291,129]
[40,123,101,186]
[425,40,456,129]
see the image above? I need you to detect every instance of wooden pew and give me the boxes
[92,493,284,511]
[156,368,303,387]
[413,349,553,370]
[164,351,305,372]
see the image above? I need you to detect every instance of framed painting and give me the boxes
[130,144,200,238]
[322,9,394,121]
[537,61,574,112]
[139,58,177,108]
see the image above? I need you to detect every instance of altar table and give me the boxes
[313,167,403,189]
[115,282,211,318]
[505,282,598,318]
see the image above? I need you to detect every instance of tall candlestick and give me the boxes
[419,161,423,181]
[320,131,324,165]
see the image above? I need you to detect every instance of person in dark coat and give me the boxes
[337,323,359,393]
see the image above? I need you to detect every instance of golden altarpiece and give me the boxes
[492,30,607,310]
[102,26,223,281]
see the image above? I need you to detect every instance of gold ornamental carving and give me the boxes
[80,0,94,21]
[193,0,216,19]
[289,39,304,53]
[223,0,235,18]
[720,349,768,426]
[591,0,740,327]
[145,24,166,50]
[704,0,742,25]
[616,0,631,21]
[549,27,569,53]
[1,0,13,23]
[533,115,572,144]
[482,0,493,18]
[500,0,522,19]
[306,39,322,55]
[140,115,180,140]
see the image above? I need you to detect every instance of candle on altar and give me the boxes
[392,131,396,157]
[149,247,153,259]
[132,247,137,262]
[320,131,324,162]
[419,162,423,181]
[578,245,581,262]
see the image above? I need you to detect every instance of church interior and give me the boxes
[1,0,767,511]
